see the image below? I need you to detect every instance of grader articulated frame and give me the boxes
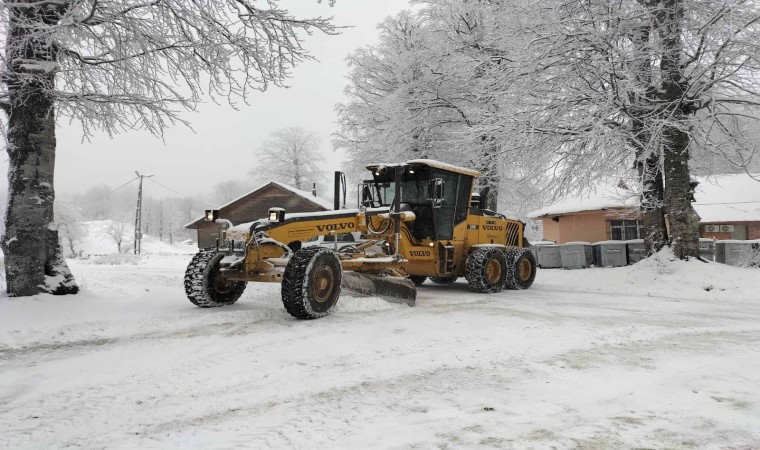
[184,159,537,319]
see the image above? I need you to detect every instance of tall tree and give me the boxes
[335,12,470,168]
[0,1,337,296]
[335,3,548,214]
[255,127,324,190]
[478,0,760,258]
[338,0,760,259]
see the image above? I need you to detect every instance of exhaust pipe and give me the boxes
[334,171,346,210]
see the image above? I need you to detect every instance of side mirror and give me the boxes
[430,178,444,209]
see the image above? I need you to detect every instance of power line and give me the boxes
[146,177,217,207]
[88,176,139,202]
[694,200,760,205]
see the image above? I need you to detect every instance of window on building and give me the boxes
[609,220,642,240]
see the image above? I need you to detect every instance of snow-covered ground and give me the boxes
[1,251,759,449]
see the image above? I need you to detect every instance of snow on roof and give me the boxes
[693,173,760,222]
[366,160,481,177]
[269,182,334,210]
[528,173,760,223]
[406,159,481,177]
[528,181,639,218]
[184,181,333,228]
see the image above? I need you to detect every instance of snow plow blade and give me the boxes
[341,272,416,306]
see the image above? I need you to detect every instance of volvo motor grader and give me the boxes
[184,159,537,319]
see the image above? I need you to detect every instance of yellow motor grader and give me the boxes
[184,159,537,319]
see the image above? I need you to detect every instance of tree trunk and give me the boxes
[640,158,668,254]
[633,125,668,255]
[656,0,700,259]
[2,98,78,295]
[1,6,78,296]
[662,127,700,259]
[630,19,668,255]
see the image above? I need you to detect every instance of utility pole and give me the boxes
[158,200,164,242]
[134,171,154,255]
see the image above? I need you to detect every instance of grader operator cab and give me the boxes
[184,159,537,319]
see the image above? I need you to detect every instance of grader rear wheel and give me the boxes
[505,248,537,290]
[281,247,342,319]
[465,247,508,293]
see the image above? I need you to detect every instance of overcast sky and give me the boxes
[0,0,412,200]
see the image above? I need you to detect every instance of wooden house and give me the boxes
[185,182,333,248]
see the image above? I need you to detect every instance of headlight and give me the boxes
[205,210,219,221]
[268,207,286,222]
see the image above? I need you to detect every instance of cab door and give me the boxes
[431,170,473,274]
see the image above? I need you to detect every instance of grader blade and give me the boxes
[340,272,416,306]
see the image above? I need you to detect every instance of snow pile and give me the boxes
[543,247,760,302]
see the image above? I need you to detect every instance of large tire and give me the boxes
[430,276,457,284]
[407,275,427,286]
[465,247,508,293]
[184,248,246,308]
[505,248,537,290]
[281,247,342,319]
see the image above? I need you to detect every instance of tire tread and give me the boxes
[184,248,246,308]
[465,247,507,293]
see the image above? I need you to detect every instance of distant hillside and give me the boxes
[72,220,196,256]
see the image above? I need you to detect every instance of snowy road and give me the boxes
[1,254,760,449]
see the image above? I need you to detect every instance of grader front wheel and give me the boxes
[184,248,247,308]
[281,247,342,319]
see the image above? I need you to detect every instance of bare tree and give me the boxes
[254,127,325,190]
[102,216,132,254]
[0,1,338,296]
[54,198,84,257]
